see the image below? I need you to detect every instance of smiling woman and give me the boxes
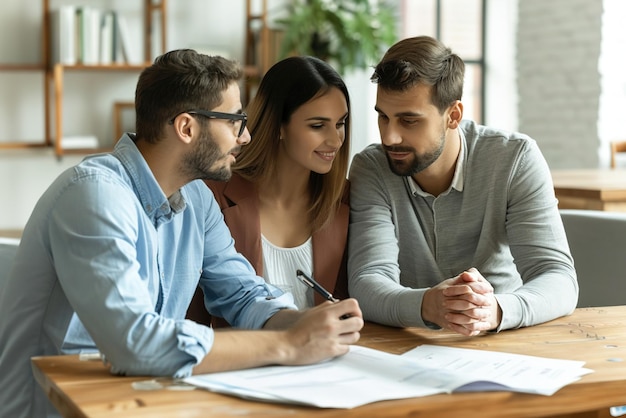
[186,56,352,326]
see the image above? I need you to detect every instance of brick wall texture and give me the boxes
[517,0,603,168]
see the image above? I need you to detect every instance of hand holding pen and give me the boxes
[270,272,362,365]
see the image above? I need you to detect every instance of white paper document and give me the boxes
[184,344,592,409]
[401,344,593,396]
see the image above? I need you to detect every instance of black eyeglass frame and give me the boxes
[169,110,248,137]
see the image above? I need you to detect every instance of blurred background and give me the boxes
[0,0,624,230]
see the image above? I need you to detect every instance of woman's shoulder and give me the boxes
[204,178,227,195]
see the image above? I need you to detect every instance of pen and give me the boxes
[295,269,338,302]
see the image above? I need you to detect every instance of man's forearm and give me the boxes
[193,329,292,374]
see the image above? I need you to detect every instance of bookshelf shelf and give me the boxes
[0,142,50,149]
[0,64,46,71]
[60,64,152,71]
[243,65,261,78]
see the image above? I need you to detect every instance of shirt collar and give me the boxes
[450,129,466,192]
[408,130,466,196]
[113,134,186,226]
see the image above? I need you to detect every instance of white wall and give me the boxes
[484,0,518,132]
[0,0,517,230]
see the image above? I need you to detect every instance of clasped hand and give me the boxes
[423,268,501,336]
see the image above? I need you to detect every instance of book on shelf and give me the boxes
[116,15,140,64]
[99,10,115,65]
[49,6,77,65]
[77,6,101,65]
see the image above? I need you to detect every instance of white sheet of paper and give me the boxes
[401,344,593,395]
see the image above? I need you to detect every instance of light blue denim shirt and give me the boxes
[0,134,296,418]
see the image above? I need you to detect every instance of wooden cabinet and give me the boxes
[0,0,166,157]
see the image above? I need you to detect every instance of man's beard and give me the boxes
[384,132,445,177]
[181,130,239,182]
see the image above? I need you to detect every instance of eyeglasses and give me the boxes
[169,110,248,137]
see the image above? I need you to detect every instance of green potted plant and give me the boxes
[276,0,397,74]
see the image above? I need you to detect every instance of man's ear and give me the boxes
[447,100,464,129]
[170,113,195,144]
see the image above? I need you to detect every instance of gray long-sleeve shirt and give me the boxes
[348,120,578,331]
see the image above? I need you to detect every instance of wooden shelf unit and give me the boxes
[243,0,270,103]
[0,0,167,157]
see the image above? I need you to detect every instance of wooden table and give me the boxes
[32,306,626,418]
[551,169,626,211]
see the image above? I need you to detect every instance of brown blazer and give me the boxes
[186,173,350,327]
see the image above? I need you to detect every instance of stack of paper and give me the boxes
[59,135,99,149]
[184,344,592,409]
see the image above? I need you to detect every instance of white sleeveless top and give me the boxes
[261,235,314,309]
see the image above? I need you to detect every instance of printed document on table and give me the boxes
[184,344,592,409]
[401,344,593,396]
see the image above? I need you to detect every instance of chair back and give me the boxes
[0,238,20,287]
[559,210,626,307]
[610,141,626,168]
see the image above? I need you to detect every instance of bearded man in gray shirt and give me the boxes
[348,36,578,336]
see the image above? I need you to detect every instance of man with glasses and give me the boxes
[0,49,363,418]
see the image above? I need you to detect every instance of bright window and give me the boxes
[400,0,485,123]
